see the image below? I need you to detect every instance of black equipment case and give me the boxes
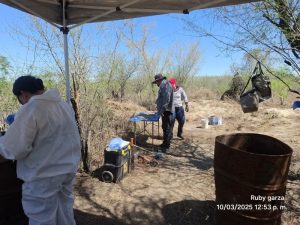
[101,144,134,183]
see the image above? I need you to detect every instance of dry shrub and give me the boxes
[85,99,147,172]
[138,97,156,111]
[187,87,218,100]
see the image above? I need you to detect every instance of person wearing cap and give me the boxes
[0,75,81,225]
[169,78,189,139]
[152,74,174,152]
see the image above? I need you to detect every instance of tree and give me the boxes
[97,30,122,98]
[121,21,171,107]
[263,0,300,57]
[169,42,201,85]
[23,18,147,172]
[22,18,106,173]
[184,0,300,75]
[231,49,272,76]
[0,56,10,77]
[0,56,18,120]
[115,55,139,100]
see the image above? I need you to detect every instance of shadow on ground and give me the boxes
[156,139,214,172]
[77,135,216,225]
[162,200,216,225]
[123,131,215,171]
[121,132,163,150]
[74,198,216,225]
[75,209,129,225]
[76,174,169,225]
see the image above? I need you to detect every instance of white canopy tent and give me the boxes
[0,0,259,102]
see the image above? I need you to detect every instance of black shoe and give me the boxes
[177,135,184,140]
[161,148,170,154]
[160,143,167,148]
[159,144,170,153]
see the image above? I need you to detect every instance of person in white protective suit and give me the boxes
[0,75,81,225]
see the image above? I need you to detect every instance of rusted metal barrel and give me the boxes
[0,157,28,225]
[214,133,293,225]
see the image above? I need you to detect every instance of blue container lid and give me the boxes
[292,101,300,110]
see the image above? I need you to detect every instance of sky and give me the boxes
[0,3,243,76]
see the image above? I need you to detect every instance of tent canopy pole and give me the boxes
[62,28,71,103]
[62,0,71,103]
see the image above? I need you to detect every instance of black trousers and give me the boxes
[161,111,173,148]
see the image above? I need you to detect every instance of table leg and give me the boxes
[134,122,137,145]
[152,122,154,146]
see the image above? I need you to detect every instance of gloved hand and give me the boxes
[5,113,15,125]
[185,104,189,112]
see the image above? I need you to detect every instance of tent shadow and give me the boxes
[91,167,105,181]
[162,200,216,225]
[74,209,129,225]
[121,133,161,152]
[166,140,214,171]
[121,132,151,145]
[189,155,213,171]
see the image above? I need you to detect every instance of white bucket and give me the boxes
[201,118,209,129]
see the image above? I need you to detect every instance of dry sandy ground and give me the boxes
[74,99,300,225]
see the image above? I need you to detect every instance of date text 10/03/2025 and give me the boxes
[216,195,287,211]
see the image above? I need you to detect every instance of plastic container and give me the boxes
[292,100,300,110]
[201,118,209,128]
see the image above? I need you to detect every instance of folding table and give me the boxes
[128,112,160,145]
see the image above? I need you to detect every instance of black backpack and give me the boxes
[251,62,271,102]
[240,62,272,113]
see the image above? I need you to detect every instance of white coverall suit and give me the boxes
[0,89,81,225]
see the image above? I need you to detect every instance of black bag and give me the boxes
[239,61,272,113]
[251,62,271,101]
[240,89,259,113]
